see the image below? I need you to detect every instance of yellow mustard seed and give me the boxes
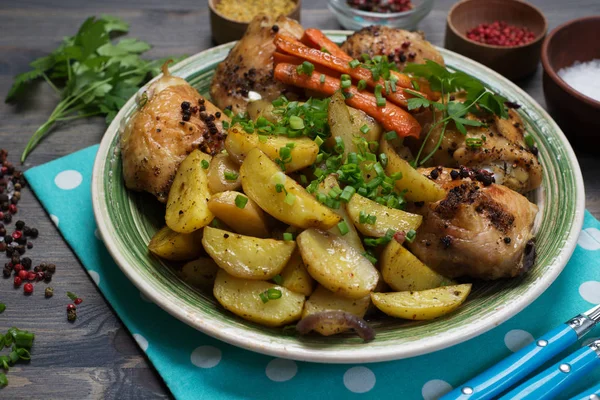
[215,0,296,23]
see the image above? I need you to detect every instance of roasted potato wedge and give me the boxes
[297,228,379,299]
[348,106,382,144]
[240,148,341,229]
[148,226,204,261]
[279,249,314,296]
[225,125,318,172]
[347,193,422,237]
[246,99,279,123]
[380,138,446,202]
[202,226,295,280]
[165,150,214,233]
[327,91,359,158]
[213,269,305,327]
[207,152,242,193]
[317,175,364,253]
[381,240,453,291]
[207,191,270,237]
[178,257,219,291]
[371,284,472,320]
[302,285,370,336]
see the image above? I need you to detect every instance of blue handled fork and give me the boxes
[441,304,600,400]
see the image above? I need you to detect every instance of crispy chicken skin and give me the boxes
[406,167,538,280]
[121,67,228,202]
[209,15,304,114]
[340,26,444,70]
[410,108,543,193]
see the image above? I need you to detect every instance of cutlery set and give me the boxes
[442,304,600,400]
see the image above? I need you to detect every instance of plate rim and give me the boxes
[91,31,585,363]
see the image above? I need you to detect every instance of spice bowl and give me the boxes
[445,0,547,80]
[328,0,435,31]
[541,16,600,148]
[208,0,302,45]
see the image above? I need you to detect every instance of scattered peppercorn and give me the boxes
[74,298,83,305]
[18,270,27,280]
[504,237,512,244]
[13,276,21,287]
[67,304,76,312]
[29,228,39,238]
[45,287,54,298]
[429,169,440,180]
[15,220,24,230]
[47,264,56,274]
[23,282,33,294]
[180,101,191,110]
[67,309,77,322]
[450,170,460,180]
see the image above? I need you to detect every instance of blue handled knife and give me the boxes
[441,304,600,400]
[569,381,600,400]
[499,339,600,399]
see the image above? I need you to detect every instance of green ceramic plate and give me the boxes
[92,31,585,363]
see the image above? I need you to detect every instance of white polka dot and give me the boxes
[50,214,59,227]
[504,329,534,352]
[139,291,152,303]
[422,379,453,400]
[54,170,83,190]
[94,229,100,240]
[88,270,100,285]
[343,366,376,394]
[578,228,600,251]
[191,346,221,368]
[265,358,298,382]
[133,333,148,351]
[579,281,600,304]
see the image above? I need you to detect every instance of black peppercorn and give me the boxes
[44,274,52,283]
[272,24,279,32]
[504,237,511,244]
[29,228,38,238]
[21,257,31,269]
[182,113,191,122]
[17,245,25,255]
[47,264,56,274]
[3,213,11,223]
[2,267,10,278]
[0,194,7,203]
[33,265,40,272]
[215,111,221,118]
[10,197,18,205]
[40,262,47,270]
[181,101,191,110]
[6,247,13,257]
[4,235,12,244]
[1,203,8,211]
[450,170,460,180]
[27,242,33,249]
[430,169,439,180]
[11,255,20,265]
[15,220,24,230]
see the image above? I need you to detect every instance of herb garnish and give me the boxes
[5,15,182,162]
[403,60,509,166]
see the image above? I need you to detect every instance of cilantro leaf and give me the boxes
[407,97,430,110]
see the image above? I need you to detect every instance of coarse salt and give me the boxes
[557,59,600,102]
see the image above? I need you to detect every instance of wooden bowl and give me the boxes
[445,0,547,80]
[208,0,301,45]
[541,16,600,148]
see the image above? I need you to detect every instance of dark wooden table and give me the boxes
[0,0,599,398]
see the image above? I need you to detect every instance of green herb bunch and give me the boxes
[403,60,509,166]
[5,15,181,162]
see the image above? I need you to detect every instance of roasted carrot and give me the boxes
[275,34,422,107]
[274,63,421,138]
[301,28,353,61]
[273,52,340,77]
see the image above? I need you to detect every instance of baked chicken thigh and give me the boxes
[406,167,538,280]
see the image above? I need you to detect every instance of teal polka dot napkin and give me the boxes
[24,145,600,400]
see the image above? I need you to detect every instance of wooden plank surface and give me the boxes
[0,0,598,398]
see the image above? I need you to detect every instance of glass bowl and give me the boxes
[328,0,435,31]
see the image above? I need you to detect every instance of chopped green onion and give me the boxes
[359,211,377,224]
[385,131,398,140]
[259,292,269,303]
[379,153,388,168]
[360,124,370,135]
[373,162,385,177]
[374,85,386,107]
[235,195,248,209]
[365,153,377,162]
[223,108,233,117]
[376,97,386,107]
[316,193,327,204]
[300,175,308,185]
[466,138,483,148]
[334,137,345,154]
[284,192,296,205]
[361,53,371,62]
[273,275,283,285]
[340,74,351,81]
[320,74,326,84]
[0,372,7,387]
[340,186,355,202]
[224,171,239,181]
[357,79,367,90]
[341,79,351,89]
[258,134,268,143]
[297,61,315,76]
[321,47,330,54]
[349,59,360,68]
[405,229,416,243]
[390,79,397,92]
[275,183,285,193]
[283,232,294,241]
[201,159,209,169]
[14,332,34,349]
[267,288,282,300]
[362,251,378,264]
[222,121,230,130]
[314,136,324,147]
[337,221,350,236]
[524,134,534,148]
[289,115,305,130]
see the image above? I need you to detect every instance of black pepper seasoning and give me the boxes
[504,237,512,244]
[450,170,460,180]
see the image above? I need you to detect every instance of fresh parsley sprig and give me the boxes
[5,15,182,162]
[403,60,509,166]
